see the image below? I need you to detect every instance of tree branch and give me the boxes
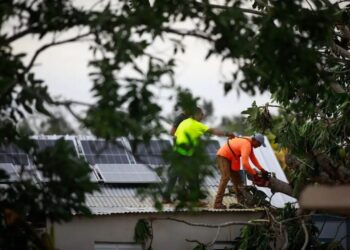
[337,25,350,41]
[162,27,214,42]
[208,226,221,246]
[330,82,347,93]
[152,217,268,228]
[25,32,91,72]
[194,1,265,16]
[52,100,92,107]
[331,42,350,59]
[6,27,36,44]
[301,220,309,250]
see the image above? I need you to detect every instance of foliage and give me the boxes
[137,139,216,210]
[1,0,350,248]
[235,203,344,250]
[220,115,250,136]
[235,224,271,250]
[192,243,206,250]
[134,219,153,250]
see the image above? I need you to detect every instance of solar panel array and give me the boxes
[204,140,220,161]
[0,143,29,165]
[131,140,171,165]
[0,137,228,184]
[96,164,161,183]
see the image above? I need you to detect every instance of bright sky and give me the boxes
[10,1,272,127]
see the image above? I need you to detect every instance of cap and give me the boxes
[253,133,266,147]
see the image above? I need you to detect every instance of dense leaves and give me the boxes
[1,0,350,249]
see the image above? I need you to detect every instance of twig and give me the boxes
[331,42,350,59]
[280,214,312,224]
[52,100,92,107]
[153,217,268,228]
[305,0,314,9]
[185,238,204,244]
[282,228,289,250]
[301,219,309,250]
[162,27,214,42]
[194,1,265,16]
[6,27,35,43]
[208,226,221,247]
[25,32,91,72]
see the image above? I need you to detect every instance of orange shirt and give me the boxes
[216,137,263,175]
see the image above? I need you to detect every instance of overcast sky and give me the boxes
[10,1,272,127]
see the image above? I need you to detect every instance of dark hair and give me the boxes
[190,107,203,117]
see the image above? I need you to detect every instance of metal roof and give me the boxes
[85,185,264,215]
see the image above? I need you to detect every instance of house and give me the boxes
[0,135,296,250]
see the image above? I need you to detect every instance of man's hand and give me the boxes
[260,169,270,180]
[225,132,235,139]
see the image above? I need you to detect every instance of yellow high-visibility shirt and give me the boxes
[174,118,209,156]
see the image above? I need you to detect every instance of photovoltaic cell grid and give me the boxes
[80,140,132,165]
[204,140,220,160]
[96,164,160,183]
[0,163,38,182]
[132,140,171,165]
[0,143,29,165]
[35,139,76,152]
[0,163,20,182]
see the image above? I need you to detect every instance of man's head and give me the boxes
[192,107,204,121]
[252,133,266,148]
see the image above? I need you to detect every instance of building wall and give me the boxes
[53,211,263,250]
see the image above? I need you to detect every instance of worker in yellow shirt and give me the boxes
[163,107,235,204]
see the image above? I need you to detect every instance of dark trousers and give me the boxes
[163,153,204,201]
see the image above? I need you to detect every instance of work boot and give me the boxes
[213,203,227,209]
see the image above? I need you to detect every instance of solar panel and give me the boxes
[131,140,171,165]
[80,140,133,165]
[0,163,19,181]
[35,139,76,153]
[0,143,29,165]
[204,140,220,160]
[96,164,161,183]
[0,163,36,182]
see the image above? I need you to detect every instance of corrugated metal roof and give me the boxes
[86,185,264,215]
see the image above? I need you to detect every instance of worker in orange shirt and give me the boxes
[213,134,268,209]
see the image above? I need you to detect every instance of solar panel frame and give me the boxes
[95,163,161,184]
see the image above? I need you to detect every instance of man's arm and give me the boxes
[250,150,266,172]
[241,146,257,176]
[170,113,187,136]
[207,128,235,138]
[170,127,177,136]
